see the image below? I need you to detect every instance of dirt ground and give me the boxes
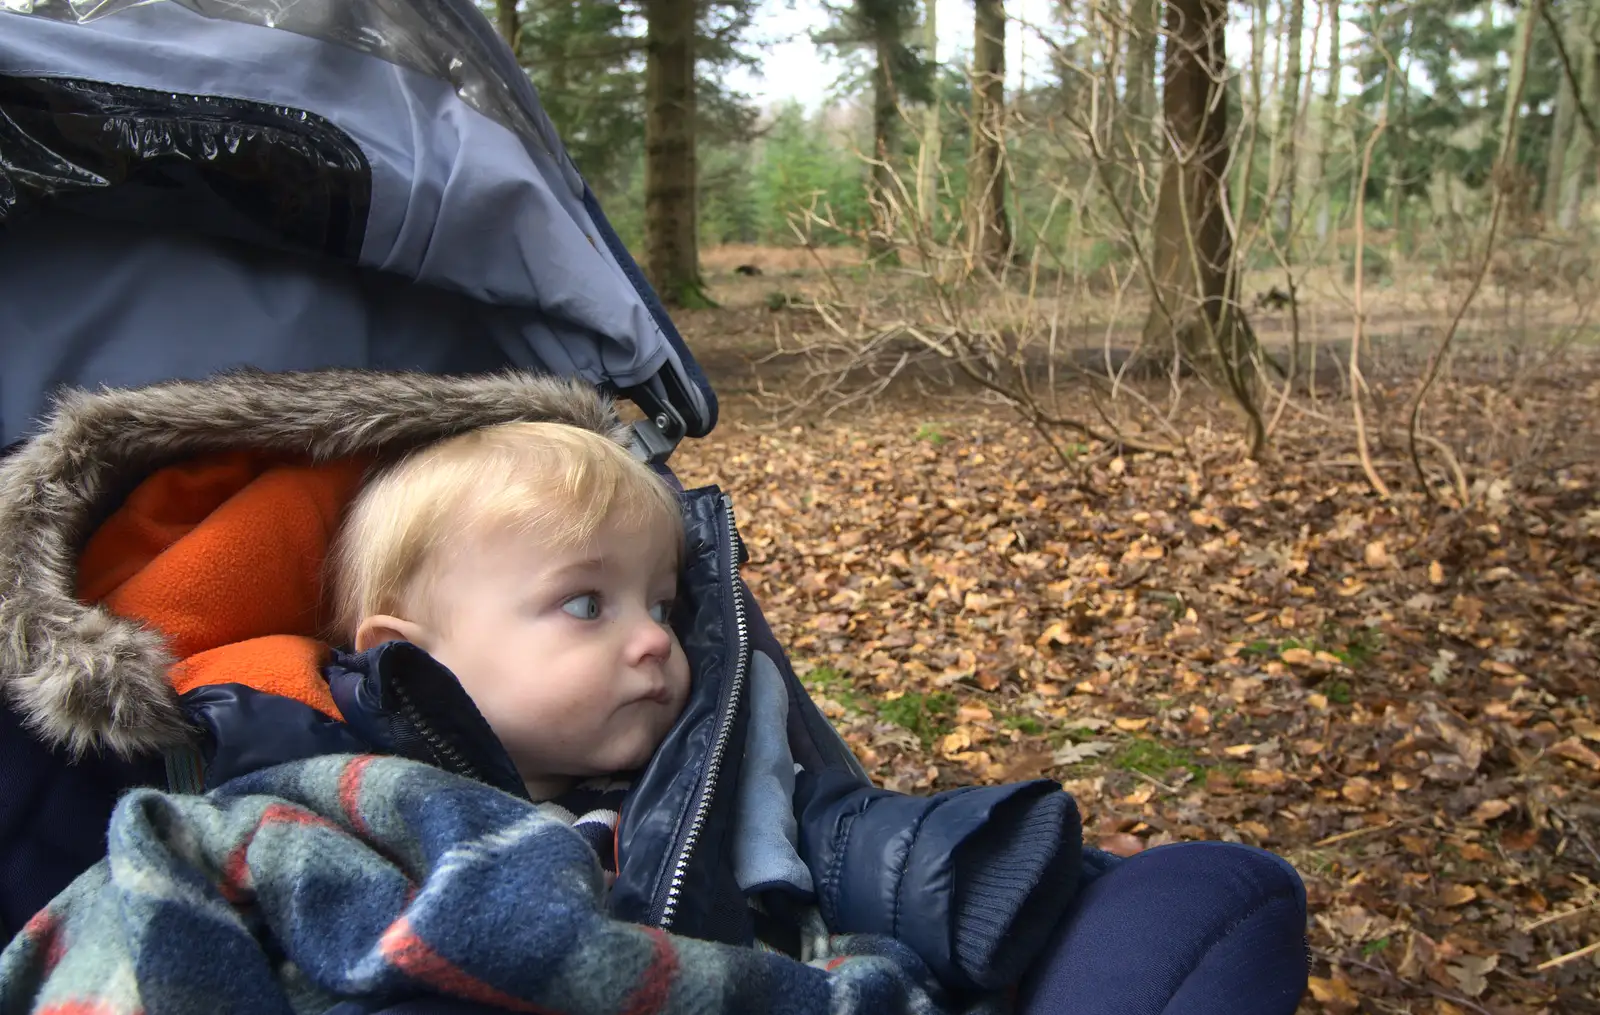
[669,246,1600,1014]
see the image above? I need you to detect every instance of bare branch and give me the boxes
[1541,0,1600,145]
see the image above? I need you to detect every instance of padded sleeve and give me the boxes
[795,769,1082,991]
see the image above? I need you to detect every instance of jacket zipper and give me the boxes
[655,493,750,928]
[389,675,488,787]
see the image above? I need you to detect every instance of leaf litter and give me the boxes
[673,391,1600,1013]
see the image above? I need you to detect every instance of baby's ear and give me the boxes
[354,615,428,653]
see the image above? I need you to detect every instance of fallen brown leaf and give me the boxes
[956,702,992,724]
[1551,737,1600,770]
[1365,540,1391,568]
[1341,776,1376,805]
[1097,832,1145,857]
[1307,974,1360,1011]
[1471,799,1513,823]
[1446,953,1497,997]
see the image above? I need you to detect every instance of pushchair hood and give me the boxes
[0,0,714,447]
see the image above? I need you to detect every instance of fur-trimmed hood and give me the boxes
[0,369,630,759]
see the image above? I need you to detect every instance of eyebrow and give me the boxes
[546,557,606,578]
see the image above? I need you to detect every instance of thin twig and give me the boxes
[1314,816,1418,847]
[1130,769,1184,795]
[1536,939,1600,971]
[1522,901,1599,933]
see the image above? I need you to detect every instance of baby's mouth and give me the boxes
[635,681,673,705]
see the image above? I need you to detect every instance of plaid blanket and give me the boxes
[0,754,995,1015]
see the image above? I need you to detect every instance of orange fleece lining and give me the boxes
[77,452,372,719]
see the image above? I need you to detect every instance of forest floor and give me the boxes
[670,247,1600,1014]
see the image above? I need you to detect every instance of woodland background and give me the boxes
[484,1,1599,1010]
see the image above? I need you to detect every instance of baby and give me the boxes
[328,421,692,803]
[322,414,1083,990]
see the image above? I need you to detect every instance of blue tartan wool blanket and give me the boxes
[0,754,997,1015]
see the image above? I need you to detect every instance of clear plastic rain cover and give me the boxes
[0,0,566,252]
[3,0,564,153]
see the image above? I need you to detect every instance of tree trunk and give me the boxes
[645,0,704,306]
[1386,22,1411,261]
[1141,0,1256,387]
[496,0,521,57]
[917,0,941,227]
[870,25,899,256]
[1544,7,1578,221]
[1233,0,1268,229]
[1097,4,1121,155]
[1274,0,1305,242]
[1559,5,1599,229]
[970,0,1012,269]
[1315,0,1340,242]
[1071,0,1123,202]
[1123,0,1160,209]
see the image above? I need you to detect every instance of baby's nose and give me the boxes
[630,612,674,660]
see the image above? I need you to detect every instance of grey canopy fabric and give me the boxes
[0,0,714,446]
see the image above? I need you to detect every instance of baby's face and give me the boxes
[416,514,690,798]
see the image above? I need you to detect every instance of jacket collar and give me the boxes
[325,640,531,800]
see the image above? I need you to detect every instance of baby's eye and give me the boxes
[562,594,601,620]
[649,600,674,624]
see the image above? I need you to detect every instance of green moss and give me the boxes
[1332,624,1384,667]
[1150,592,1186,620]
[1114,738,1203,780]
[1243,627,1382,672]
[1242,637,1309,659]
[1049,725,1105,747]
[802,666,865,713]
[1002,715,1044,736]
[878,691,956,748]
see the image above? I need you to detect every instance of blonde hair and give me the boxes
[329,422,683,640]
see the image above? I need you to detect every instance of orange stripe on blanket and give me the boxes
[259,802,339,831]
[339,755,378,838]
[619,927,680,1015]
[77,452,371,719]
[379,917,557,1014]
[220,803,342,904]
[36,1002,134,1015]
[23,909,66,974]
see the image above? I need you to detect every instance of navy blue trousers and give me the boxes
[1019,841,1310,1015]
